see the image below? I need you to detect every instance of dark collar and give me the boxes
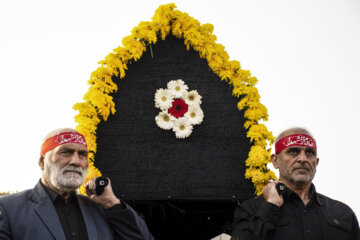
[283,183,323,206]
[40,180,77,203]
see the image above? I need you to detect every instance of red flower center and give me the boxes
[168,99,188,118]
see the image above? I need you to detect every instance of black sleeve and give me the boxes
[350,212,360,240]
[232,197,280,240]
[105,203,148,240]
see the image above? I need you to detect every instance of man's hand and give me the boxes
[85,177,121,209]
[263,180,284,207]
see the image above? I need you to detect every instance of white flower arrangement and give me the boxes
[154,89,174,110]
[167,79,189,98]
[173,117,193,139]
[154,79,204,139]
[184,105,204,125]
[184,90,202,106]
[155,111,175,130]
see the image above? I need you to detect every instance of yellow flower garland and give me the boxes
[74,3,275,195]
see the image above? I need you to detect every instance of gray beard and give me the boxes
[44,160,88,192]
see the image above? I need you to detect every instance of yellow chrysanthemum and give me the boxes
[246,146,271,168]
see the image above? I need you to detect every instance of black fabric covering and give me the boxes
[95,35,256,239]
[130,200,236,240]
[96,35,254,200]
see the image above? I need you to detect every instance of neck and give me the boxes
[41,176,73,199]
[281,179,312,205]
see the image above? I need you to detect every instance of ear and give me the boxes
[271,154,280,169]
[38,156,44,170]
[316,157,319,166]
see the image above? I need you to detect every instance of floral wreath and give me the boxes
[74,3,275,195]
[155,79,203,139]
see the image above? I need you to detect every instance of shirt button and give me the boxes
[303,209,308,213]
[72,232,77,236]
[306,229,311,234]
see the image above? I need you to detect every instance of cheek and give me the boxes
[310,160,318,169]
[280,158,293,168]
[52,155,67,166]
[81,159,89,169]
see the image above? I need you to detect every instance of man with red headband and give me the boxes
[232,127,360,240]
[0,128,154,240]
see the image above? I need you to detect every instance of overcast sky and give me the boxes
[1,0,359,219]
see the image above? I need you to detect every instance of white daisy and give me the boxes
[173,117,193,139]
[167,79,189,98]
[184,90,202,106]
[184,105,204,125]
[155,111,175,130]
[154,88,174,110]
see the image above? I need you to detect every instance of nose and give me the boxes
[69,152,81,166]
[297,150,308,162]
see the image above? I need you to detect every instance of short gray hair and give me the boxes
[274,127,315,144]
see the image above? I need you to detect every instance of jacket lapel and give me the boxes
[31,182,66,240]
[78,197,97,240]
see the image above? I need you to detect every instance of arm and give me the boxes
[85,178,154,240]
[0,203,12,240]
[232,199,280,240]
[105,202,154,240]
[232,181,283,240]
[350,212,360,240]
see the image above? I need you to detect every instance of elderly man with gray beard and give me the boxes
[231,127,360,240]
[0,128,154,240]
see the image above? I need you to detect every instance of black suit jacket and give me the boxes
[0,181,153,240]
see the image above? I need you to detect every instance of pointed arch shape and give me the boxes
[73,3,275,195]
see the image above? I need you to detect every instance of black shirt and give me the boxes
[41,183,89,240]
[232,184,360,240]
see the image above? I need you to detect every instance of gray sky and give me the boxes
[1,0,359,219]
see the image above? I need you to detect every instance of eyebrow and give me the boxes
[59,147,75,152]
[78,150,88,155]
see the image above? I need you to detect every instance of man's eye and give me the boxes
[79,152,88,157]
[288,149,299,154]
[306,150,315,156]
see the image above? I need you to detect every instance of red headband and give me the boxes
[275,134,316,154]
[41,132,87,155]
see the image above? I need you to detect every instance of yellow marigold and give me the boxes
[244,120,257,130]
[122,36,146,61]
[246,145,271,168]
[89,78,118,94]
[74,117,98,134]
[73,102,98,117]
[247,124,275,145]
[83,88,115,121]
[244,103,269,122]
[112,46,132,65]
[245,168,277,195]
[200,23,214,34]
[152,3,175,39]
[131,21,158,44]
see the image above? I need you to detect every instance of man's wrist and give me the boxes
[103,197,121,209]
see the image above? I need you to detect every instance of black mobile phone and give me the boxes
[276,182,286,195]
[95,177,109,195]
